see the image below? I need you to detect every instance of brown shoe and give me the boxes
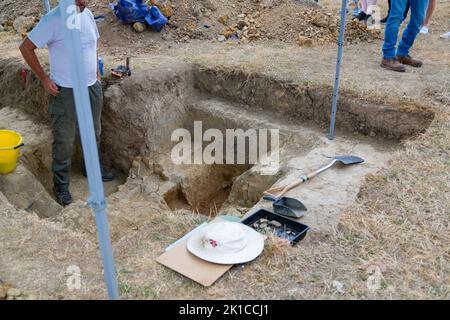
[380,58,406,72]
[396,55,423,67]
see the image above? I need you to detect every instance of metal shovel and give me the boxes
[264,156,365,197]
[263,194,308,219]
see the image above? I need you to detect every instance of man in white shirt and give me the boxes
[19,0,113,206]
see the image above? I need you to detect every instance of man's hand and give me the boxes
[42,75,59,96]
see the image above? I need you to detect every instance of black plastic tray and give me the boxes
[241,208,310,245]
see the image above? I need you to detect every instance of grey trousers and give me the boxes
[48,81,103,189]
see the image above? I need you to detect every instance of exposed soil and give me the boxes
[0,0,381,58]
[0,0,449,300]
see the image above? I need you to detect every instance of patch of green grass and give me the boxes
[343,231,361,244]
[380,280,388,290]
[119,266,133,274]
[311,274,321,283]
[151,232,163,241]
[297,251,312,263]
[119,283,133,295]
[391,217,407,225]
[139,287,158,299]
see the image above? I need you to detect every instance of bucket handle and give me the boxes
[0,143,24,151]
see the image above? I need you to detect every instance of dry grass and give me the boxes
[105,76,450,300]
[1,58,448,301]
[4,109,447,300]
[0,193,107,299]
[333,109,450,299]
[1,0,449,300]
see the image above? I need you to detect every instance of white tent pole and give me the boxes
[60,0,119,300]
[328,0,349,140]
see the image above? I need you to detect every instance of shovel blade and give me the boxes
[274,205,306,218]
[334,155,365,165]
[273,197,307,219]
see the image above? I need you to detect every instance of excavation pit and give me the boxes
[0,58,435,235]
[0,106,126,218]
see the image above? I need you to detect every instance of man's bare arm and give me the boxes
[19,37,59,96]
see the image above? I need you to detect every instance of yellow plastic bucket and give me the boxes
[0,130,24,174]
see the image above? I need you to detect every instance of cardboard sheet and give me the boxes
[156,238,232,287]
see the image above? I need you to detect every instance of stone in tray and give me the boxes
[251,219,299,242]
[242,209,310,245]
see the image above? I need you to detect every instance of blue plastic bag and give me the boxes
[113,0,148,24]
[112,1,167,31]
[145,6,168,32]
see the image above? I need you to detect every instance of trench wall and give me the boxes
[0,58,436,176]
[193,66,435,139]
[0,58,49,119]
[102,62,194,172]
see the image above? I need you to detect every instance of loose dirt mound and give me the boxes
[1,0,380,47]
[158,0,381,44]
[257,4,382,44]
[0,0,47,22]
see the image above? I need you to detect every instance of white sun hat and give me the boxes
[186,221,264,265]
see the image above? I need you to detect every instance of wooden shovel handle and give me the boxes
[263,185,285,195]
[263,170,321,197]
[263,176,306,198]
[276,178,306,198]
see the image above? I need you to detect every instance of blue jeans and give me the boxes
[352,0,361,16]
[382,0,428,59]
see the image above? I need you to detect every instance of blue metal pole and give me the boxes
[59,0,119,300]
[327,0,349,140]
[44,0,51,13]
